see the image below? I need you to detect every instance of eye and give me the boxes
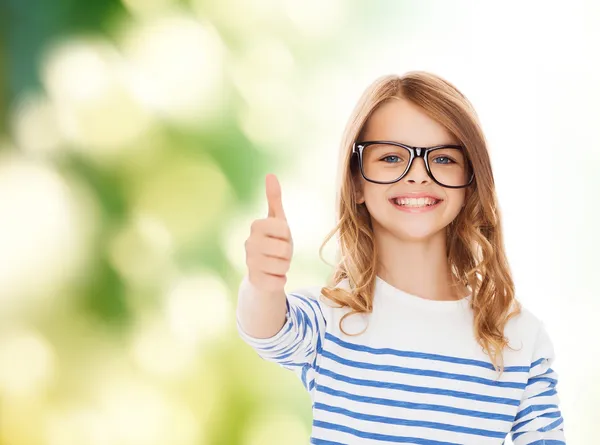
[432,156,455,165]
[381,155,401,163]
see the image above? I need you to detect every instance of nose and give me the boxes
[402,156,431,184]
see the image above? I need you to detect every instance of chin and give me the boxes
[395,228,444,242]
[376,219,447,242]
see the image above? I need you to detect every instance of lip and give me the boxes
[390,192,443,200]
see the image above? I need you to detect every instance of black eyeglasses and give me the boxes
[352,140,475,189]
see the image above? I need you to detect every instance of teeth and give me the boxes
[394,197,439,207]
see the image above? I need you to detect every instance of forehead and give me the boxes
[362,98,457,146]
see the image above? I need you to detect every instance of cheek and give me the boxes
[445,190,466,216]
[362,184,397,222]
[362,183,386,207]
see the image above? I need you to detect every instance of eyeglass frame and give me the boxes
[352,140,475,189]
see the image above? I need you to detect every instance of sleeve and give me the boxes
[510,321,566,444]
[236,276,327,393]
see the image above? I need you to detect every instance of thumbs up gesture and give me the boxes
[245,174,294,294]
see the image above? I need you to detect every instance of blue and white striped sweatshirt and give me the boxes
[237,275,566,445]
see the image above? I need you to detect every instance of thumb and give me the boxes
[266,174,286,220]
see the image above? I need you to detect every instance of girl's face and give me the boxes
[356,99,467,241]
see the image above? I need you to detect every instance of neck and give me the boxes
[373,225,467,302]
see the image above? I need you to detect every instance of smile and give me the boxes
[390,197,443,213]
[392,197,442,207]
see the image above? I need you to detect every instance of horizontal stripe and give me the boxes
[512,416,564,440]
[322,350,526,389]
[318,384,515,421]
[325,332,531,372]
[311,439,346,445]
[541,417,564,431]
[315,402,507,438]
[313,420,462,445]
[271,333,302,359]
[514,404,559,421]
[531,388,557,399]
[512,410,561,432]
[527,441,565,445]
[530,357,547,369]
[318,367,521,406]
[527,376,557,387]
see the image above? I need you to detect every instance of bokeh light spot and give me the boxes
[0,329,56,397]
[166,272,232,346]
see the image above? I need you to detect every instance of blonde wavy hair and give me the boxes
[319,71,521,374]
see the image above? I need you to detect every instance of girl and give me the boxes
[236,72,565,445]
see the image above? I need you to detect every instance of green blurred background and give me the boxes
[0,1,409,444]
[1,0,598,444]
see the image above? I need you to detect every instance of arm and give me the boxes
[236,275,288,340]
[236,276,326,382]
[510,322,566,444]
[236,173,297,351]
[236,174,326,391]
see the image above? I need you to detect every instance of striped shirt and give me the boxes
[237,275,566,445]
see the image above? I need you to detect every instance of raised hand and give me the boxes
[244,174,293,294]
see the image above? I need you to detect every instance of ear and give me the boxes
[354,175,365,204]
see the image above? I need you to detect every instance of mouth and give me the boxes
[389,197,443,208]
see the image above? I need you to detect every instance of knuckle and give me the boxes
[280,259,291,274]
[273,220,290,239]
[271,240,288,259]
[266,218,278,230]
[250,218,265,233]
[276,218,289,233]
